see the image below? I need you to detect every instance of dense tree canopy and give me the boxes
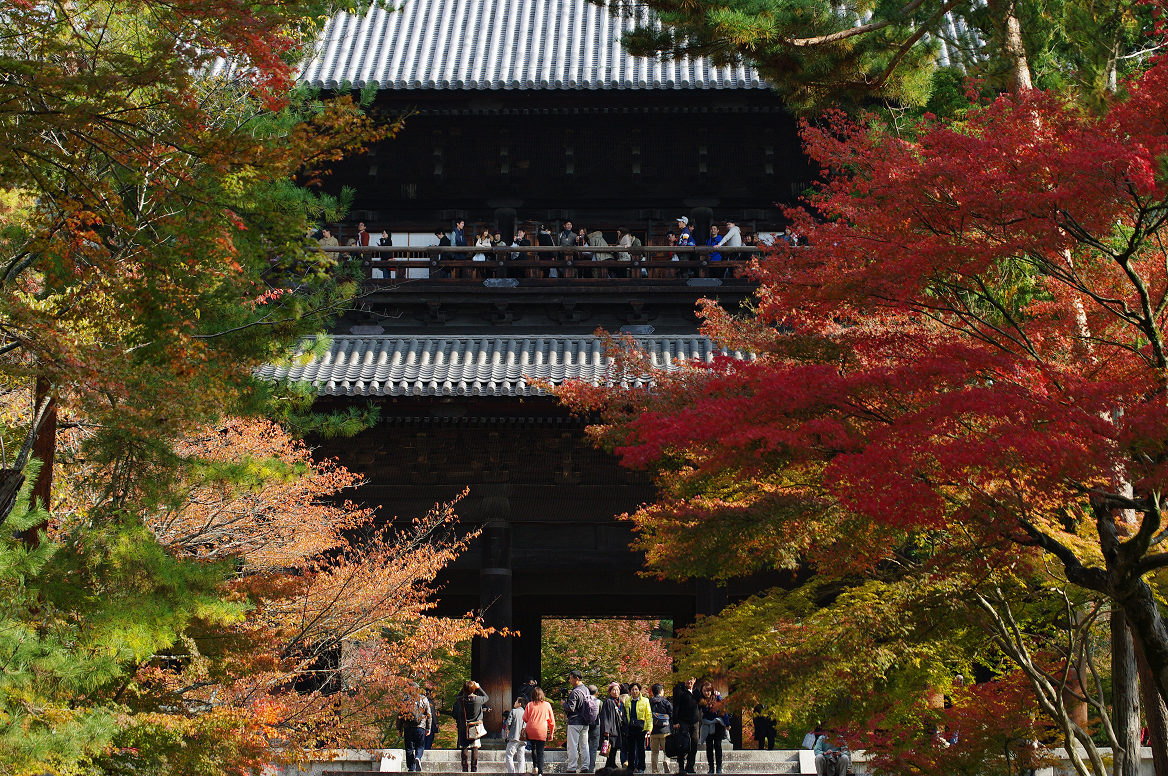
[595,0,1157,110]
[564,3,1168,773]
[0,1,463,773]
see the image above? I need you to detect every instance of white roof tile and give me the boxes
[297,0,765,91]
[258,335,751,397]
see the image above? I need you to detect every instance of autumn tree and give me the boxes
[562,8,1168,775]
[28,417,485,772]
[594,0,1155,111]
[542,619,675,691]
[0,0,416,771]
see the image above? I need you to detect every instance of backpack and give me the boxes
[650,697,672,734]
[580,692,601,725]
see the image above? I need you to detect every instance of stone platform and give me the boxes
[296,748,827,776]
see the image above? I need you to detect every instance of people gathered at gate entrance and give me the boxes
[425,670,851,776]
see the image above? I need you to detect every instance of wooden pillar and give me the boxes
[475,503,512,737]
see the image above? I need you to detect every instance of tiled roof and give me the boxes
[258,335,750,397]
[295,0,765,90]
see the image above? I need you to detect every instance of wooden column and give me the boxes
[474,498,513,737]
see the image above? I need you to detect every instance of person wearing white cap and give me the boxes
[675,216,696,278]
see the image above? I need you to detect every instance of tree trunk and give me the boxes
[1119,582,1168,713]
[1135,638,1168,776]
[19,376,55,547]
[1112,609,1142,776]
[0,469,25,524]
[989,0,1034,92]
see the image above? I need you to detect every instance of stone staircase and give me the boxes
[304,748,820,776]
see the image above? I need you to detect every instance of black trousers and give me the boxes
[531,740,547,774]
[675,723,699,773]
[705,736,723,773]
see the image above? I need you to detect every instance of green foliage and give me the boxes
[598,0,1158,114]
[0,469,118,772]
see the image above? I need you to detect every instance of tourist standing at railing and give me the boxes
[537,225,557,278]
[318,227,339,249]
[588,229,612,276]
[615,228,633,277]
[511,229,532,278]
[356,221,371,246]
[473,229,492,279]
[705,226,723,278]
[629,232,645,277]
[558,220,576,249]
[435,229,452,278]
[574,228,594,278]
[716,220,742,250]
[676,219,696,279]
[558,221,577,279]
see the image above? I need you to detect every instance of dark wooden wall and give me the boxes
[323,89,811,234]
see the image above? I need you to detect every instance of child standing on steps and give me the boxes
[505,697,528,774]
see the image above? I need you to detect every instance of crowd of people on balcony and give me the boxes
[309,216,801,280]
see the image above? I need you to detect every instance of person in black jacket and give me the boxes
[452,680,490,772]
[649,683,674,773]
[435,229,452,278]
[671,678,700,775]
[599,682,627,769]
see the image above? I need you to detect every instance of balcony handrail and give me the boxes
[314,245,765,255]
[309,244,770,282]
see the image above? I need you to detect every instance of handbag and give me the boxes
[600,739,611,756]
[467,721,487,740]
[664,730,688,758]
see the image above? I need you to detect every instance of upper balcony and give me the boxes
[326,245,767,336]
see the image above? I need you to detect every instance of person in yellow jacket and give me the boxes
[624,682,654,773]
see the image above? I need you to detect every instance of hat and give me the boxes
[676,216,689,225]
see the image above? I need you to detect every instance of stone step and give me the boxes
[418,750,800,761]
[307,750,813,776]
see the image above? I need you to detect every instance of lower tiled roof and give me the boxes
[258,335,747,397]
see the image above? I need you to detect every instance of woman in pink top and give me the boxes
[522,687,555,775]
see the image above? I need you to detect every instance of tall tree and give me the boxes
[594,0,1156,110]
[560,34,1168,776]
[0,0,408,771]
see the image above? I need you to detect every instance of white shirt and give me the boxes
[717,225,742,248]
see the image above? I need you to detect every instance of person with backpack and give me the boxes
[588,685,602,771]
[624,682,653,773]
[563,669,596,773]
[397,685,432,773]
[649,683,674,773]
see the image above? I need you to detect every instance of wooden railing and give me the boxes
[317,245,765,281]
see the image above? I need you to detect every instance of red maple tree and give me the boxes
[560,49,1168,753]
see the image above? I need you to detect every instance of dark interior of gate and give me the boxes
[312,398,779,734]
